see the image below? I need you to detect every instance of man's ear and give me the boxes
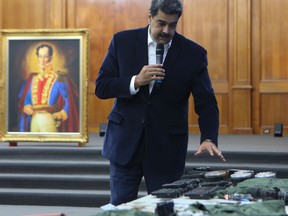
[148,12,152,24]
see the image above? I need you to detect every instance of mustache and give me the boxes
[160,33,171,38]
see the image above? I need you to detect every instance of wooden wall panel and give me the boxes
[252,0,288,134]
[183,0,228,81]
[72,0,114,81]
[260,1,288,81]
[69,0,150,131]
[261,94,288,128]
[230,0,252,133]
[0,1,2,28]
[0,0,66,28]
[113,0,150,33]
[70,0,116,131]
[1,0,288,135]
[183,0,252,134]
[182,0,230,133]
[1,0,46,28]
[49,0,67,28]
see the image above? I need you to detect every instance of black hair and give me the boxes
[36,44,53,56]
[149,0,183,18]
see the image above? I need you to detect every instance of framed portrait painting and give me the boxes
[0,29,89,145]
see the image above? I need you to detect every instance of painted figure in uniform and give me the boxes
[18,44,78,132]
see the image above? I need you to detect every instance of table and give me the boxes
[102,194,288,215]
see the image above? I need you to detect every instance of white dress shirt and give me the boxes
[130,26,171,94]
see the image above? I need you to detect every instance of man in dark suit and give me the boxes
[95,0,226,206]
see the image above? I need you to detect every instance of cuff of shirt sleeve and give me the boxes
[130,75,139,95]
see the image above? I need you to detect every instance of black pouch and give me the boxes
[200,180,232,188]
[151,188,185,198]
[184,186,221,199]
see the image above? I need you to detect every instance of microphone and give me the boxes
[156,43,164,64]
[156,43,164,84]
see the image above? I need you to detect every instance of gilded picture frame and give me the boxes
[0,29,89,144]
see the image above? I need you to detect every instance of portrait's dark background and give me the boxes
[8,39,80,132]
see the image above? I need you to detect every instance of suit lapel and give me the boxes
[163,33,182,74]
[135,27,150,97]
[150,33,182,96]
[135,27,149,73]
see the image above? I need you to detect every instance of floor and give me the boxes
[0,205,101,216]
[0,133,287,216]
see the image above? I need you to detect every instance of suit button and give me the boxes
[141,119,145,124]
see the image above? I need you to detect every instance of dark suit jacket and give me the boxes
[95,26,219,174]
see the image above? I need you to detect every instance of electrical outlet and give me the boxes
[263,129,270,134]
